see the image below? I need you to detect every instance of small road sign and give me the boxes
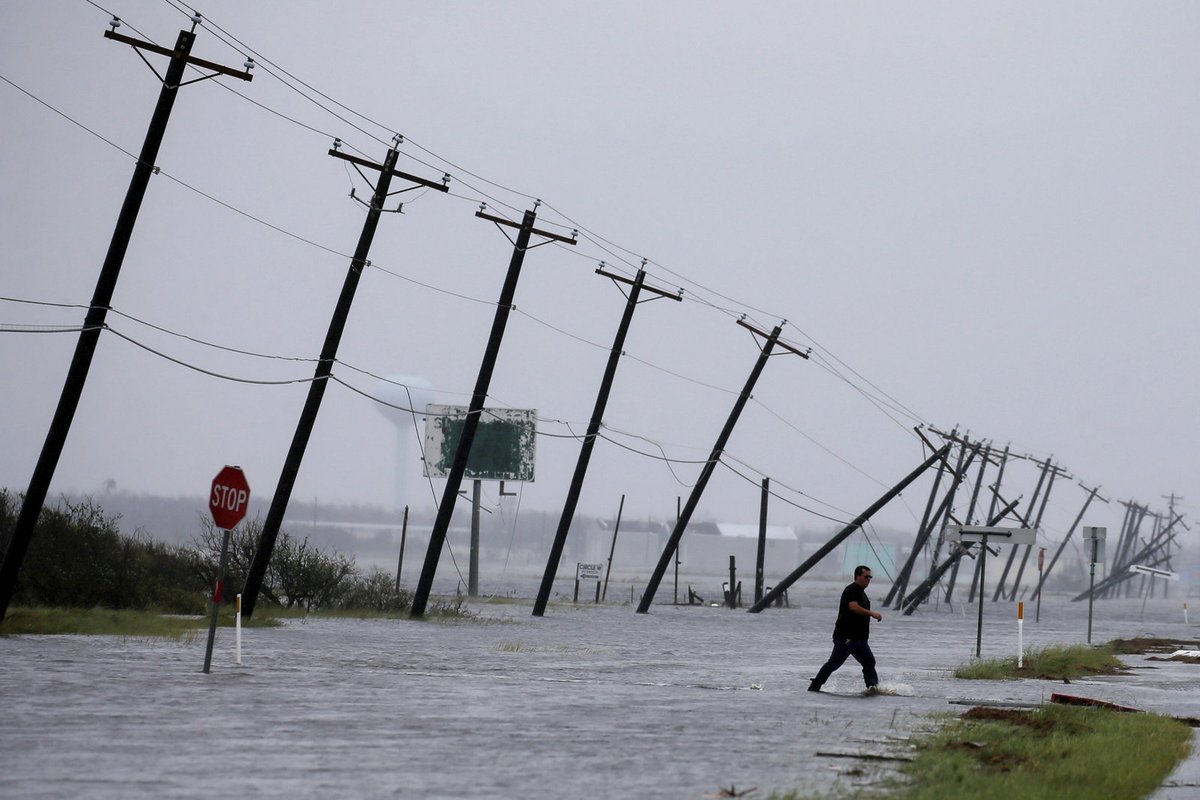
[944,525,1036,545]
[209,465,250,530]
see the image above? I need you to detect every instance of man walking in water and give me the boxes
[809,565,881,693]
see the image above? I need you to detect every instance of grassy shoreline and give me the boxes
[0,600,477,637]
[771,639,1197,799]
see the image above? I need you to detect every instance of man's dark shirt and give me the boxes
[832,581,870,640]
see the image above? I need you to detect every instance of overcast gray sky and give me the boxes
[2,1,1197,545]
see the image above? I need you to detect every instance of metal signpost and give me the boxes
[1131,563,1179,621]
[1081,526,1106,643]
[945,525,1036,657]
[205,466,250,673]
[1035,547,1046,622]
[423,405,536,597]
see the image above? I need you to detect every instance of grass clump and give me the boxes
[766,704,1190,800]
[954,643,1126,681]
[0,606,207,639]
[896,704,1190,800]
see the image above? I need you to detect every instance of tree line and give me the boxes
[0,489,420,614]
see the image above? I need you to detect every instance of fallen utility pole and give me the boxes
[969,445,1010,602]
[993,456,1051,601]
[533,264,680,617]
[1072,517,1182,602]
[942,443,993,603]
[411,206,576,617]
[241,141,448,617]
[901,497,1021,615]
[1006,461,1067,600]
[891,440,979,609]
[748,444,950,613]
[1031,483,1105,601]
[0,19,252,622]
[637,320,808,613]
[1103,501,1146,598]
[882,431,951,607]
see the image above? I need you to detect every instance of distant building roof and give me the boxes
[709,523,797,541]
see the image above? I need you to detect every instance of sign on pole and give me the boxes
[205,465,250,674]
[422,405,537,481]
[943,525,1037,658]
[1130,564,1179,581]
[945,525,1036,545]
[210,465,251,531]
[1081,526,1106,643]
[1081,526,1106,563]
[575,562,603,603]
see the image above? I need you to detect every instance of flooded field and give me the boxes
[2,578,1198,798]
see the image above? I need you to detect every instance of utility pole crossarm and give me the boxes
[736,318,809,359]
[103,29,254,81]
[475,210,577,244]
[595,266,682,301]
[327,149,449,192]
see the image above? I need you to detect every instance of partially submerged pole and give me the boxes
[748,445,949,613]
[638,321,807,614]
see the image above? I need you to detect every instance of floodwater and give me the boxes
[2,578,1198,799]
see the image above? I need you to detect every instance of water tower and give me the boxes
[373,374,436,511]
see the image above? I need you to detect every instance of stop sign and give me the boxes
[210,465,250,530]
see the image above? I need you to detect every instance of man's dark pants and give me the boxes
[811,636,878,689]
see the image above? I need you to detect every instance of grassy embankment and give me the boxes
[769,639,1194,800]
[0,598,477,638]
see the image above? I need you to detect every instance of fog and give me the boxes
[2,3,1197,557]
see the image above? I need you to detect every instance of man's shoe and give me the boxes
[807,682,821,692]
[864,685,880,695]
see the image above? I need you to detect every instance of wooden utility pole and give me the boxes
[410,207,576,617]
[533,264,679,616]
[0,18,252,622]
[637,321,808,613]
[749,445,951,613]
[242,140,448,617]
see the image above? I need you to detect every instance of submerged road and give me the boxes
[2,581,1197,798]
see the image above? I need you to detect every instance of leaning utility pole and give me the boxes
[941,443,991,603]
[410,206,577,617]
[532,263,680,617]
[0,17,253,622]
[241,140,449,617]
[1031,483,1104,601]
[901,497,1020,615]
[1006,461,1067,600]
[891,439,979,610]
[749,444,951,613]
[969,445,1010,602]
[637,320,808,613]
[992,456,1051,601]
[882,432,950,607]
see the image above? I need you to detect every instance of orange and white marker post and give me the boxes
[236,593,242,665]
[1017,601,1025,669]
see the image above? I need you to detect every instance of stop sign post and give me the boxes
[204,465,250,674]
[210,466,250,531]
